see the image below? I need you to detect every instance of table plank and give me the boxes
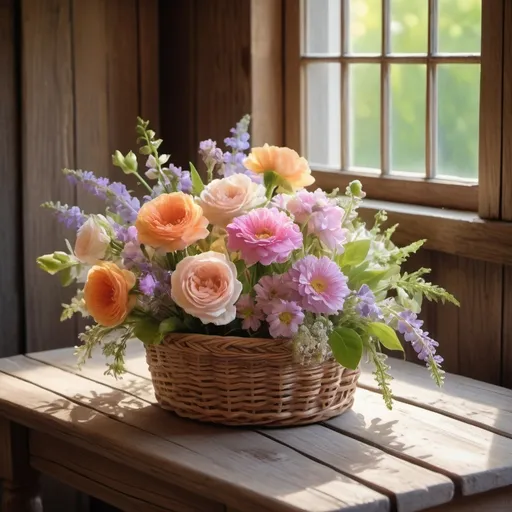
[359,359,512,439]
[326,388,512,496]
[30,346,455,512]
[0,356,389,512]
[30,431,223,512]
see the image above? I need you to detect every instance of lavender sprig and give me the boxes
[42,201,86,230]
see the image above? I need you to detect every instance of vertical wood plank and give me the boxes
[0,0,23,357]
[500,0,512,390]
[284,0,301,152]
[138,0,159,132]
[72,0,109,214]
[250,0,283,146]
[22,0,77,351]
[478,0,505,219]
[106,0,140,189]
[195,0,252,146]
[457,257,502,384]
[158,0,197,168]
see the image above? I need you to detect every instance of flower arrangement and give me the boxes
[38,115,458,409]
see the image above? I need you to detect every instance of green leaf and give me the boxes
[59,266,75,287]
[350,265,400,290]
[133,318,162,345]
[159,317,183,334]
[340,239,371,267]
[367,322,404,352]
[328,327,364,370]
[189,162,205,195]
[37,252,78,275]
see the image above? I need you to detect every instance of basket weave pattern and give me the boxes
[146,333,360,426]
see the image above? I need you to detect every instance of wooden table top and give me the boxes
[0,341,511,512]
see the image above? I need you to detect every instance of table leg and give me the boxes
[0,418,43,512]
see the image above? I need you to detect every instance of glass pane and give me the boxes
[390,0,428,54]
[305,63,341,168]
[349,64,380,169]
[390,64,426,174]
[304,0,341,55]
[437,64,480,179]
[347,0,381,54]
[438,0,482,54]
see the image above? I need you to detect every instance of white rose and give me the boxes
[198,174,266,226]
[74,215,111,265]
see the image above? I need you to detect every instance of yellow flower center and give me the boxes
[311,278,326,293]
[279,311,293,325]
[256,229,273,239]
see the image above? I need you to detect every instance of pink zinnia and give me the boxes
[226,208,302,266]
[236,294,264,331]
[267,300,304,338]
[288,255,350,315]
[308,206,347,252]
[254,274,293,313]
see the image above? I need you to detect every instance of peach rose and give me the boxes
[198,174,266,226]
[135,192,209,252]
[84,262,136,327]
[74,215,111,265]
[244,144,315,190]
[171,251,242,325]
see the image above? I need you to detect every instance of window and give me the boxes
[285,0,489,211]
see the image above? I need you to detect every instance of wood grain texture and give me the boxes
[0,356,390,512]
[195,0,252,147]
[22,0,77,351]
[29,347,455,512]
[314,171,478,212]
[327,388,512,496]
[0,0,22,357]
[0,418,43,512]
[478,0,505,219]
[138,0,159,131]
[502,268,512,389]
[426,486,512,512]
[31,431,224,512]
[250,0,283,146]
[359,358,512,439]
[263,426,454,512]
[158,0,197,169]
[72,0,110,214]
[358,200,512,266]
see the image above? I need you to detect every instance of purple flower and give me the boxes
[236,294,264,331]
[114,225,138,244]
[226,208,303,266]
[267,300,304,338]
[108,182,141,223]
[224,115,251,152]
[199,139,224,168]
[286,189,331,224]
[66,170,109,199]
[254,275,292,313]
[356,285,382,319]
[397,310,443,364]
[307,206,347,252]
[139,273,157,296]
[288,256,350,315]
[53,205,86,230]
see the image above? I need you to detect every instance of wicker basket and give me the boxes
[145,333,360,427]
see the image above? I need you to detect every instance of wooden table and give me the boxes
[0,342,511,512]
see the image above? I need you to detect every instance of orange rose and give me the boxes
[135,192,209,252]
[244,144,315,191]
[84,263,136,327]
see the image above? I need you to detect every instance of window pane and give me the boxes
[305,63,341,168]
[390,64,426,174]
[349,64,380,169]
[390,0,428,54]
[347,0,381,54]
[438,0,482,54]
[304,0,341,55]
[437,64,480,180]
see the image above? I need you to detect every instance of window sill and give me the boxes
[358,199,512,266]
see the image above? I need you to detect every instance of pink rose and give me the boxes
[171,251,242,325]
[74,215,111,265]
[198,174,266,226]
